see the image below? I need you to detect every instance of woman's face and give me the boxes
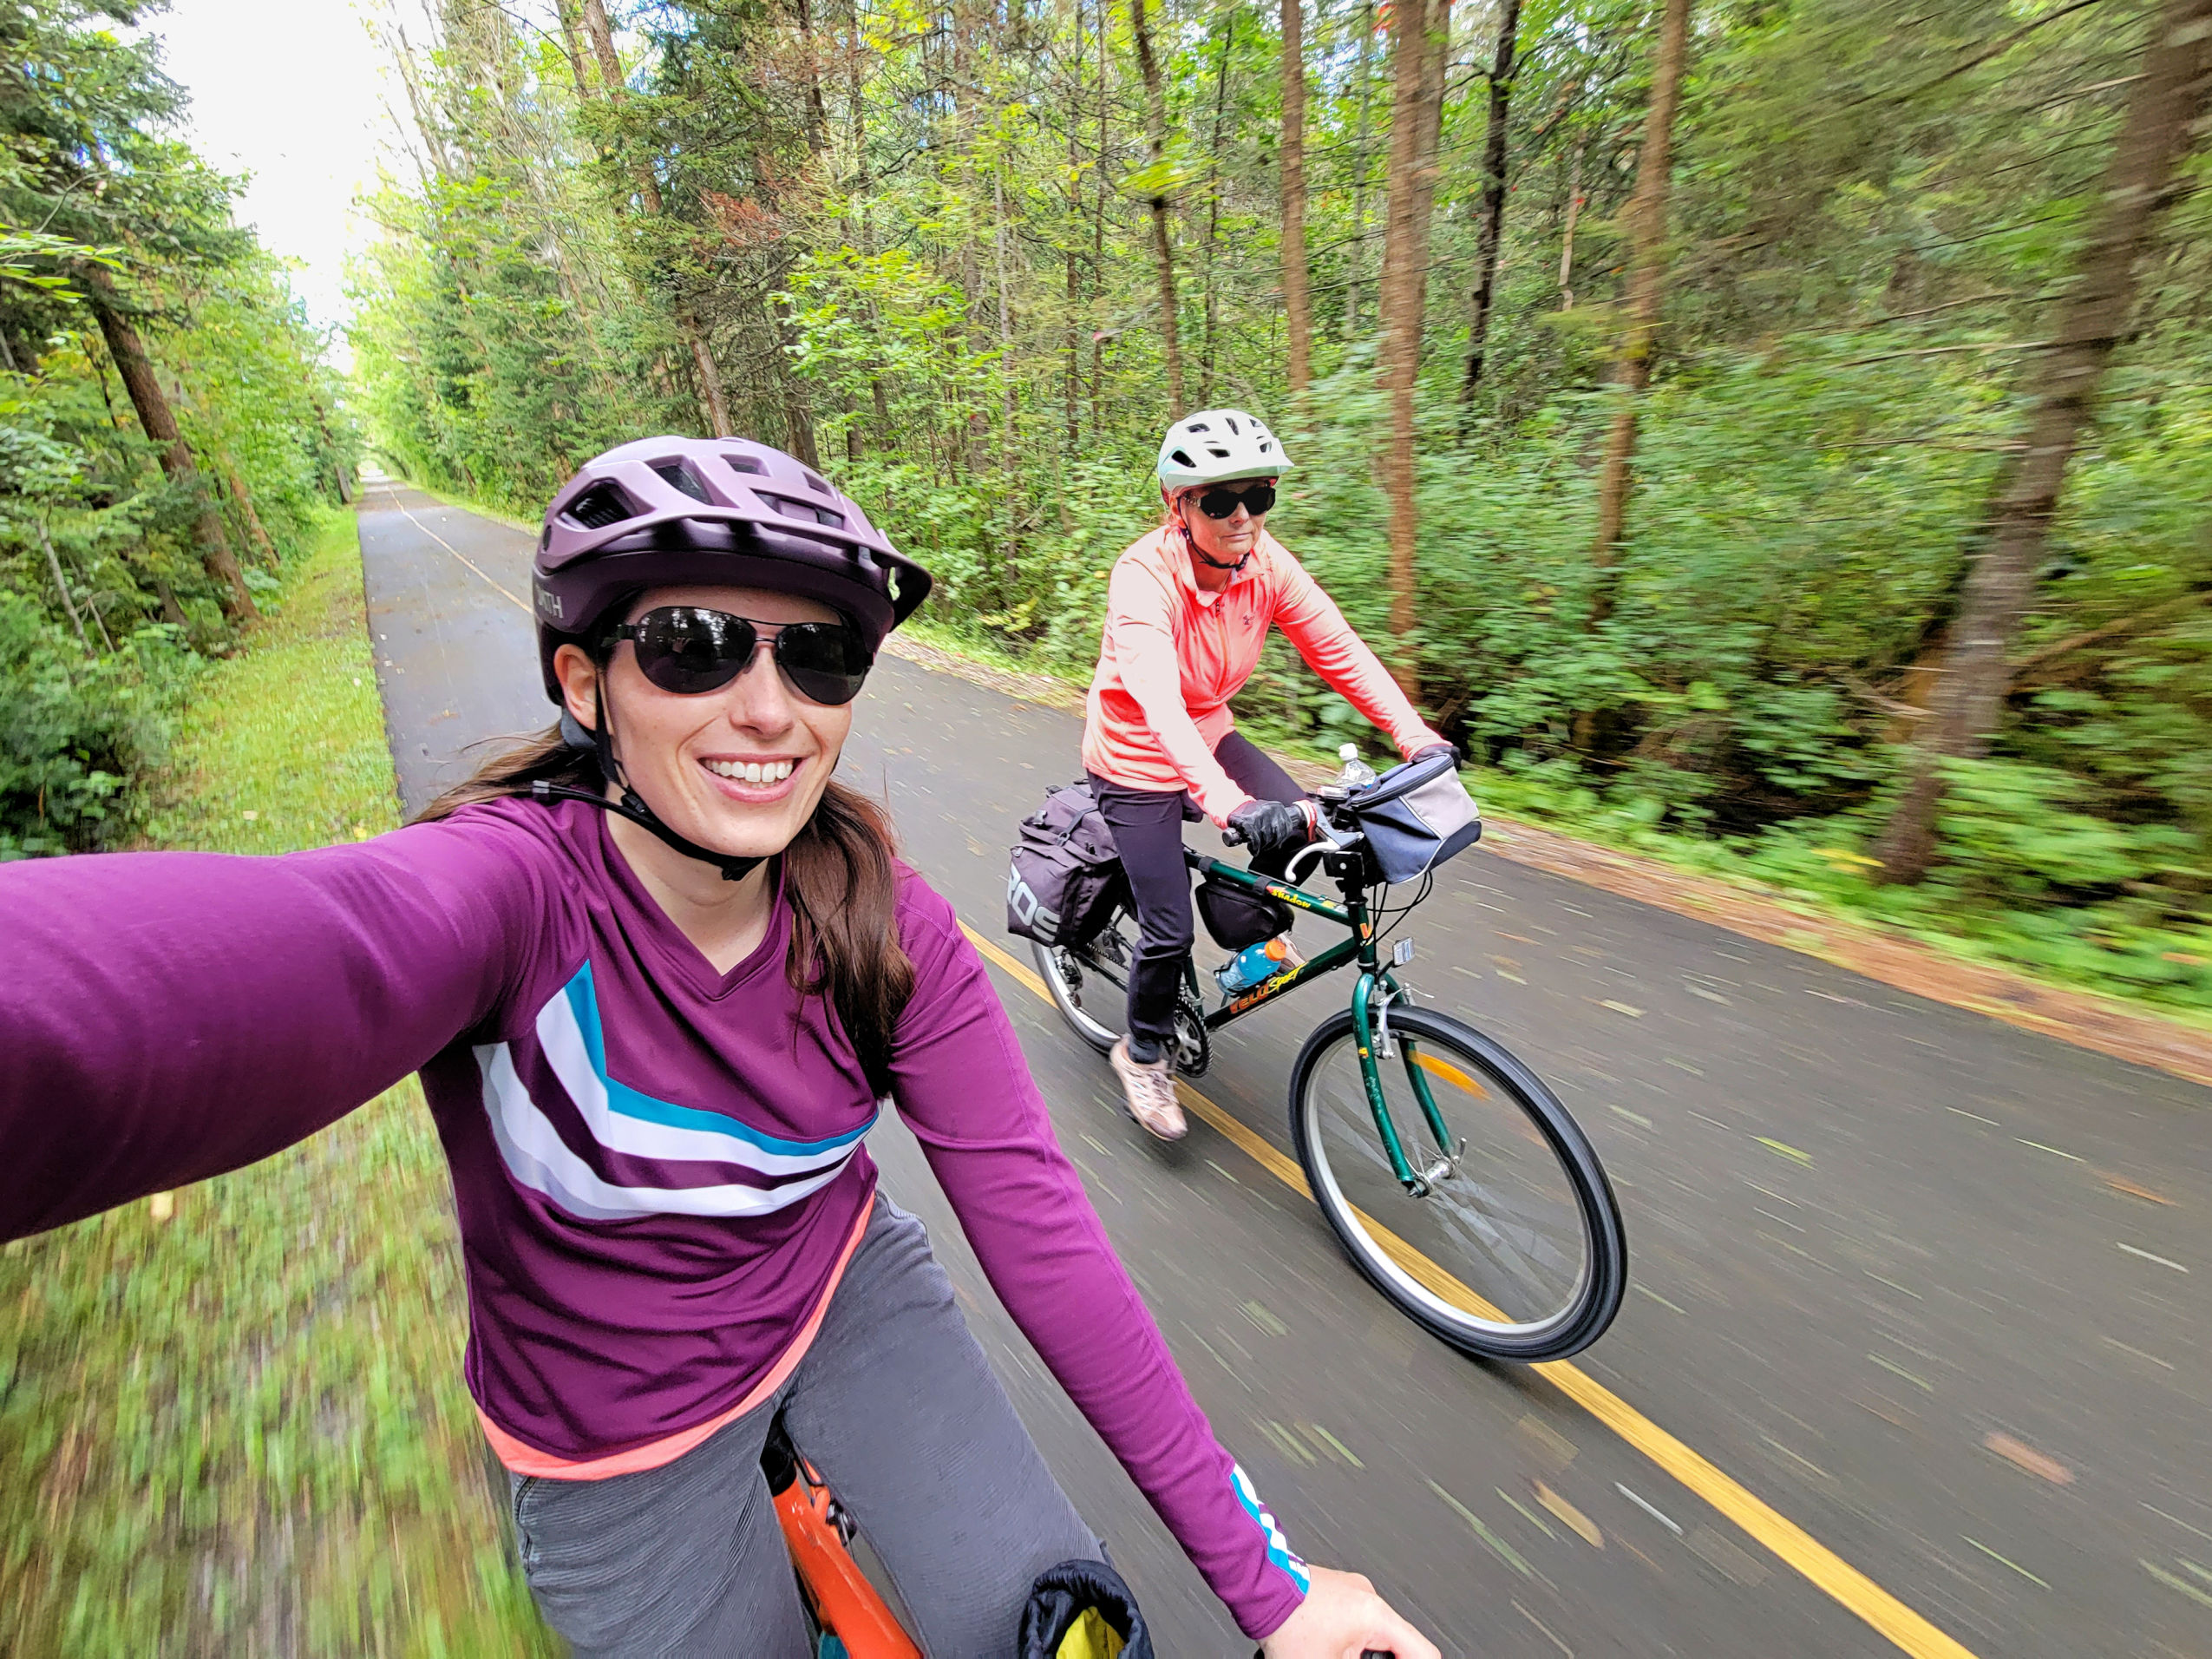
[1175,482,1271,590]
[553,583,855,862]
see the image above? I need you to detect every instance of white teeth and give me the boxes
[705,758,794,783]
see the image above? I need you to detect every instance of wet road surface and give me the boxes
[357,478,2212,1658]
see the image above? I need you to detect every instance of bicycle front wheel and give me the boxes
[1289,1006,1626,1361]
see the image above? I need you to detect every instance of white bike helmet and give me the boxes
[1155,409,1293,491]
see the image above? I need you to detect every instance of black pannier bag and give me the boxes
[1349,750,1483,885]
[1194,869,1293,952]
[1007,780,1129,948]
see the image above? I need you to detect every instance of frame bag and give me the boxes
[1007,781,1129,948]
[1351,751,1483,885]
[1195,870,1293,952]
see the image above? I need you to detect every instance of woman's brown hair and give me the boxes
[416,729,916,1097]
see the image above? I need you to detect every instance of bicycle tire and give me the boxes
[1288,1006,1626,1361]
[1032,929,1127,1055]
[1033,911,1212,1075]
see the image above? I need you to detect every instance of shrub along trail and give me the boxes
[339,481,2212,1658]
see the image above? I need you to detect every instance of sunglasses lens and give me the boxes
[776,623,872,706]
[633,607,755,694]
[1196,482,1275,519]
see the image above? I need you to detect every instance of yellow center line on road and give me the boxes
[959,921,1979,1659]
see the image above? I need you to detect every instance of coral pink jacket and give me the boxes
[1083,526,1442,824]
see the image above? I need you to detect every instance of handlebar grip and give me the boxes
[1221,823,1247,846]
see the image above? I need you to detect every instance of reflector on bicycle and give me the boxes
[1347,751,1482,884]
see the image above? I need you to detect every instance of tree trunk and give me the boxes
[1201,17,1234,403]
[1345,0,1377,339]
[552,0,594,102]
[1874,0,2212,883]
[306,392,351,503]
[995,165,1018,437]
[1557,132,1587,309]
[37,518,91,655]
[224,459,278,561]
[81,268,254,620]
[795,0,829,154]
[1459,0,1522,417]
[1375,0,1451,692]
[1092,1,1111,436]
[1129,0,1186,415]
[1280,0,1313,394]
[1587,0,1690,619]
[1066,3,1086,450]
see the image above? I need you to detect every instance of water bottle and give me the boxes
[1336,743,1378,794]
[1215,935,1294,996]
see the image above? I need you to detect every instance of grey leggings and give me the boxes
[507,1195,1103,1656]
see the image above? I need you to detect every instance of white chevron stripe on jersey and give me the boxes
[474,1040,860,1221]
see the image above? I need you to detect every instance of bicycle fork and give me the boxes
[1351,972,1463,1197]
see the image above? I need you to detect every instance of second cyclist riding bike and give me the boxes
[1027,748,1626,1364]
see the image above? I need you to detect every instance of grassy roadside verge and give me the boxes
[0,511,553,1657]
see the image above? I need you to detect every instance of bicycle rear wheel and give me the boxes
[1289,1006,1625,1361]
[1033,910,1212,1074]
[1032,911,1136,1054]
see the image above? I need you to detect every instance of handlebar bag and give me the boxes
[1350,751,1483,885]
[1007,780,1130,948]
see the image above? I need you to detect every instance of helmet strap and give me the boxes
[536,683,766,884]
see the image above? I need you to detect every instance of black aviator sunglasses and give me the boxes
[607,607,874,705]
[1188,480,1277,521]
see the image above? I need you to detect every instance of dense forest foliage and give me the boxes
[362,0,2205,1009]
[0,0,357,857]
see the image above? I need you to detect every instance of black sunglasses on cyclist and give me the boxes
[607,607,873,705]
[1191,481,1277,521]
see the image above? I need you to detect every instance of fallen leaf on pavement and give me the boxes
[1984,1431,2073,1485]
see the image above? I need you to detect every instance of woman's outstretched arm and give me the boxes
[0,815,547,1243]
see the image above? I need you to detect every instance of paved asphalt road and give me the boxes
[357,478,2210,1658]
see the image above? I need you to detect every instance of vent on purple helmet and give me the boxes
[801,469,833,496]
[566,482,638,530]
[763,494,846,528]
[651,461,712,503]
[723,454,766,475]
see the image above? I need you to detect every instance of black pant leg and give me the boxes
[1088,774,1194,1056]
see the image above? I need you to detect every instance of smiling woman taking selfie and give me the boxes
[0,436,1436,1658]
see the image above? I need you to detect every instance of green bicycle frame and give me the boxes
[1182,851,1455,1193]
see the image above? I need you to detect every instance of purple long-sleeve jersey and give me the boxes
[0,797,1309,1638]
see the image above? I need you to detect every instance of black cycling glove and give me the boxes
[1227,799,1314,861]
[1412,741,1462,767]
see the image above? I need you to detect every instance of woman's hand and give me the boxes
[1227,799,1315,861]
[1260,1564,1442,1659]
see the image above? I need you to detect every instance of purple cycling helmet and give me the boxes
[532,435,932,700]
